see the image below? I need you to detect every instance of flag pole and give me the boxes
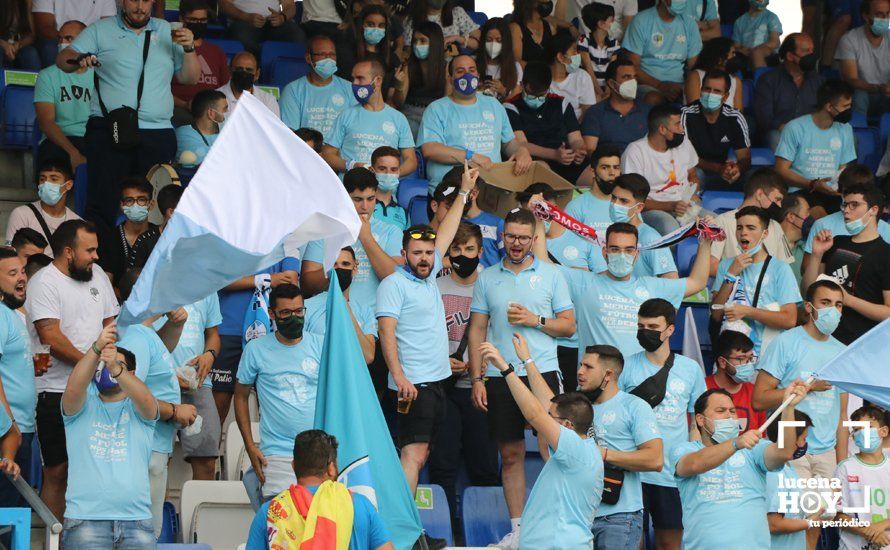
[758,376,814,435]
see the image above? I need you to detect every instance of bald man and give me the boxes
[217,51,281,117]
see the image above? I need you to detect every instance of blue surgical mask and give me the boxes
[606,252,634,278]
[792,442,808,460]
[352,82,375,104]
[700,92,723,111]
[844,212,871,235]
[854,427,882,453]
[313,58,338,79]
[564,53,582,74]
[609,202,639,223]
[729,361,756,383]
[871,18,890,35]
[413,44,430,59]
[453,73,479,95]
[58,42,71,52]
[751,0,769,8]
[93,362,119,393]
[812,304,842,335]
[376,172,399,193]
[523,92,546,109]
[746,237,764,256]
[38,182,64,206]
[363,26,385,45]
[667,0,688,16]
[706,417,740,444]
[123,204,149,223]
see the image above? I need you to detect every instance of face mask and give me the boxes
[833,107,853,124]
[666,132,685,149]
[871,18,890,35]
[38,182,64,206]
[765,201,783,221]
[58,42,70,52]
[729,361,756,383]
[597,177,616,196]
[700,92,723,111]
[750,0,769,8]
[797,52,818,71]
[706,417,740,444]
[93,362,120,393]
[615,79,637,100]
[523,92,546,109]
[185,22,207,40]
[746,237,764,256]
[812,304,841,335]
[609,201,638,223]
[276,314,304,340]
[376,172,399,192]
[536,1,554,17]
[313,58,338,79]
[667,0,688,16]
[609,20,623,36]
[564,53,582,74]
[429,0,447,8]
[123,10,150,29]
[231,69,255,92]
[583,375,608,402]
[801,215,815,239]
[352,82,375,104]
[844,212,870,235]
[854,427,882,453]
[792,442,808,460]
[453,73,479,95]
[335,268,353,291]
[122,204,149,223]
[485,41,502,59]
[363,26,385,45]
[607,252,634,278]
[413,44,430,59]
[450,254,480,278]
[636,328,664,353]
[725,55,746,75]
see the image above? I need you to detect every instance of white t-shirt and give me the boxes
[301,0,341,24]
[25,263,119,393]
[549,70,597,120]
[32,0,117,31]
[621,136,699,201]
[485,62,524,84]
[5,201,82,257]
[232,0,279,16]
[574,0,638,39]
[835,456,890,550]
[710,208,793,263]
[218,84,280,119]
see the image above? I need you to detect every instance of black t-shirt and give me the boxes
[680,102,750,163]
[824,235,890,344]
[97,224,160,287]
[504,94,580,150]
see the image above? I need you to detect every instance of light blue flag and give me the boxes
[815,318,890,409]
[315,273,423,550]
[119,92,359,325]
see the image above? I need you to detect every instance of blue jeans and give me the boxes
[61,519,156,549]
[592,510,644,550]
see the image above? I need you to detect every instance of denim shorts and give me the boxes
[61,518,156,549]
[593,510,644,550]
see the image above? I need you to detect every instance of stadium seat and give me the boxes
[396,177,428,210]
[741,79,753,112]
[205,39,244,64]
[469,11,489,25]
[2,85,36,149]
[260,41,306,77]
[854,127,881,172]
[269,58,309,88]
[408,195,430,225]
[525,454,545,487]
[750,147,775,166]
[701,190,743,214]
[73,163,88,216]
[414,149,426,178]
[720,23,733,38]
[524,429,539,454]
[752,66,771,85]
[0,507,28,550]
[879,112,890,151]
[851,111,868,129]
[165,9,179,21]
[224,420,259,481]
[675,238,698,277]
[158,501,179,543]
[416,484,454,546]
[462,486,530,546]
[670,305,687,351]
[180,480,252,549]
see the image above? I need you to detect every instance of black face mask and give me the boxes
[450,254,480,278]
[185,22,208,40]
[797,53,818,72]
[536,1,554,17]
[231,69,255,92]
[665,132,685,149]
[801,215,815,239]
[582,376,608,402]
[766,201,783,221]
[276,315,304,340]
[596,178,616,196]
[724,55,745,75]
[335,268,353,292]
[637,328,664,353]
[0,291,23,310]
[833,108,853,124]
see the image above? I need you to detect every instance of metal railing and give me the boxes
[4,472,61,550]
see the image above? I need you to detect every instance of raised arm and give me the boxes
[763,382,809,470]
[436,162,478,257]
[110,344,160,421]
[154,307,189,353]
[684,233,714,296]
[62,323,116,416]
[511,333,555,411]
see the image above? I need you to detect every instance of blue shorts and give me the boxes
[210,335,243,393]
[642,483,683,530]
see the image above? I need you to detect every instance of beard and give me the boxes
[0,291,24,310]
[408,259,433,279]
[68,259,93,282]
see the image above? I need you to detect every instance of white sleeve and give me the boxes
[31,0,54,14]
[4,206,30,244]
[25,277,61,322]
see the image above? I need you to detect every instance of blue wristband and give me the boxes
[465,149,473,161]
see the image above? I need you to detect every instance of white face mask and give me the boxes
[616,78,637,100]
[485,41,502,59]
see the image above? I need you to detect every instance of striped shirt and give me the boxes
[579,34,621,86]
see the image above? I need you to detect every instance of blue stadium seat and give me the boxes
[205,38,243,63]
[879,112,890,151]
[669,305,688,351]
[525,454,545,487]
[409,195,430,225]
[416,484,454,546]
[752,66,771,85]
[741,79,753,112]
[675,238,698,277]
[469,11,489,26]
[260,41,306,77]
[854,127,881,172]
[720,23,733,38]
[74,164,88,216]
[164,9,179,21]
[462,486,529,546]
[701,190,743,214]
[397,176,428,209]
[524,429,539,454]
[750,147,775,166]
[850,111,868,129]
[2,85,35,149]
[414,149,426,178]
[270,58,309,88]
[158,501,179,543]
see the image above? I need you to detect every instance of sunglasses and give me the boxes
[407,229,437,240]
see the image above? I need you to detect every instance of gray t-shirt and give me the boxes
[836,27,890,86]
[436,272,475,389]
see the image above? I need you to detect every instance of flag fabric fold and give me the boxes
[814,318,890,409]
[119,92,359,324]
[315,274,423,550]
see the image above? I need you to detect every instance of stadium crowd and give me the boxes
[0,0,888,548]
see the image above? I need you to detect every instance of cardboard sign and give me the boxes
[476,161,575,218]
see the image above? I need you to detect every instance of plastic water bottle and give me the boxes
[182,414,203,436]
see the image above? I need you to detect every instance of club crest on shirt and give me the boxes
[677,34,687,44]
[830,137,842,150]
[563,246,579,260]
[301,358,319,377]
[382,121,396,135]
[529,275,542,290]
[669,378,686,393]
[482,110,495,122]
[652,33,664,48]
[634,287,650,300]
[601,411,617,425]
[90,287,100,302]
[727,453,746,468]
[331,94,345,106]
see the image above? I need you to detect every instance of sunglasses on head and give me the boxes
[407,229,437,240]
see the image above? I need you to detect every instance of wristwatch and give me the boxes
[501,364,515,377]
[535,316,545,329]
[183,44,196,53]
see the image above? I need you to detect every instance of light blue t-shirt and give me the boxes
[560,269,686,357]
[565,191,612,235]
[712,256,802,354]
[280,75,357,138]
[118,324,180,454]
[766,464,807,550]
[0,402,11,439]
[623,7,703,83]
[732,9,782,48]
[672,439,780,550]
[236,332,324,457]
[0,306,36,433]
[588,224,678,278]
[756,326,845,454]
[547,230,600,349]
[326,104,414,167]
[218,257,300,337]
[304,291,378,338]
[684,0,718,21]
[63,386,157,520]
[802,211,890,253]
[376,253,451,389]
[418,94,515,193]
[464,211,505,268]
[175,124,218,167]
[593,391,661,516]
[303,217,402,311]
[152,295,222,390]
[620,351,706,487]
[71,16,184,129]
[373,200,409,231]
[470,259,573,377]
[34,65,93,138]
[520,426,604,549]
[775,115,857,191]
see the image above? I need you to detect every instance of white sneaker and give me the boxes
[489,530,520,549]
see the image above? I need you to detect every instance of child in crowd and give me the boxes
[579,2,621,93]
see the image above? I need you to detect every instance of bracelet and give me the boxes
[472,376,485,384]
[603,447,609,462]
[501,364,515,377]
[170,403,177,422]
[91,342,101,355]
[346,159,356,170]
[519,357,534,366]
[465,149,473,161]
[205,349,218,359]
[723,273,738,284]
[731,438,738,451]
